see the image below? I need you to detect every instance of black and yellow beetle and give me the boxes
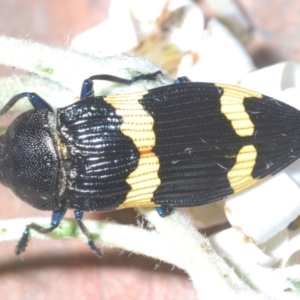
[0,71,299,256]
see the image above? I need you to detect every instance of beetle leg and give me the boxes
[74,209,102,257]
[80,71,163,99]
[15,208,67,255]
[156,206,173,217]
[0,92,54,116]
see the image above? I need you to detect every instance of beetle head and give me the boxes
[0,109,61,210]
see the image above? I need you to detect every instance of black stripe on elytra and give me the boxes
[57,97,140,211]
[139,83,248,207]
[244,96,300,178]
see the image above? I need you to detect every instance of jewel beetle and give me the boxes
[1,71,300,257]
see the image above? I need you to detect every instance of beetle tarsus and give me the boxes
[0,92,54,116]
[88,237,103,258]
[15,227,30,255]
[74,209,102,257]
[156,206,173,217]
[80,71,163,99]
[15,209,67,255]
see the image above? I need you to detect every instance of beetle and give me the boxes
[0,71,300,257]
